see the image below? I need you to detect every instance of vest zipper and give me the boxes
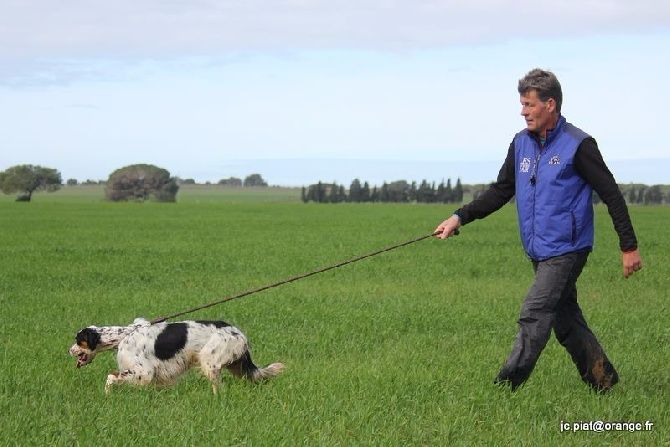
[530,144,542,259]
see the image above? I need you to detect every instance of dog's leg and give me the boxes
[199,361,223,395]
[200,354,226,395]
[104,368,153,394]
[199,334,248,395]
[105,371,120,395]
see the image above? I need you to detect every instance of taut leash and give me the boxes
[150,229,457,324]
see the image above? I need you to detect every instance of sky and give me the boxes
[1,1,669,186]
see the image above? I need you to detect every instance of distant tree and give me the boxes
[339,185,346,202]
[454,178,464,203]
[105,164,179,202]
[387,180,410,202]
[377,182,388,202]
[361,181,371,202]
[219,177,242,187]
[303,181,327,203]
[407,181,416,202]
[349,179,362,202]
[243,174,267,187]
[180,178,196,185]
[627,187,636,204]
[436,181,445,203]
[333,185,345,203]
[444,178,454,203]
[66,178,78,186]
[416,180,434,203]
[644,185,663,205]
[0,164,62,202]
[326,183,337,203]
[319,182,328,202]
[301,186,307,203]
[82,179,98,185]
[370,186,379,202]
[636,187,646,204]
[304,185,315,202]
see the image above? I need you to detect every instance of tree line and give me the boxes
[66,173,269,188]
[303,178,670,205]
[0,163,269,202]
[2,163,669,205]
[609,184,668,205]
[302,178,465,203]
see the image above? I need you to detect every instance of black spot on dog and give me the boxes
[154,323,187,360]
[76,328,101,351]
[196,320,231,328]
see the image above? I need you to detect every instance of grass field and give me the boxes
[1,186,668,446]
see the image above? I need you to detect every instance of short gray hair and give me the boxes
[518,69,562,113]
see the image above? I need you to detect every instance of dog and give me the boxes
[69,318,284,394]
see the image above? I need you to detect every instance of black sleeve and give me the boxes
[454,142,516,225]
[574,138,638,252]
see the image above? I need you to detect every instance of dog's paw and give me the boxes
[104,373,117,395]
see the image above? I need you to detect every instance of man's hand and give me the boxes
[622,249,643,278]
[434,215,461,239]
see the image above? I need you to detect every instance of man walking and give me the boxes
[434,68,642,392]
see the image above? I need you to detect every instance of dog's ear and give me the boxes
[76,327,101,351]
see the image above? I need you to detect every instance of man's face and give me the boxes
[520,90,556,137]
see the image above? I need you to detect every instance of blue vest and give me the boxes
[514,116,594,260]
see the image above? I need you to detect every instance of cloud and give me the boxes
[1,0,668,86]
[2,0,669,60]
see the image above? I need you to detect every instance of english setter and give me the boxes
[69,318,284,394]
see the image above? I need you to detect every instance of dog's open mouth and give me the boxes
[76,353,90,368]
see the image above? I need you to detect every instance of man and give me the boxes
[434,68,642,392]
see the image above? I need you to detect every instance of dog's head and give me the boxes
[69,327,102,368]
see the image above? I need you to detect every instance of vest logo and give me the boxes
[549,155,561,165]
[520,157,531,173]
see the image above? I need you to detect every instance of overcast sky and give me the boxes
[1,1,669,185]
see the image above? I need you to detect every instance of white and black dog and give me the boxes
[69,318,284,394]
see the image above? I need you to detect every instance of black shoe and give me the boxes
[584,357,619,393]
[494,375,521,391]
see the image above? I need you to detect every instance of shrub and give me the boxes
[105,164,179,202]
[0,164,62,201]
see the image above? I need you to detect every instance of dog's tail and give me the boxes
[228,351,284,382]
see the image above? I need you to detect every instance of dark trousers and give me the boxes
[496,251,619,391]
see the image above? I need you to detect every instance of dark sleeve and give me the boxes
[574,138,638,252]
[454,142,516,225]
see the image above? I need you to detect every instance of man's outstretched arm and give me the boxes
[435,142,516,239]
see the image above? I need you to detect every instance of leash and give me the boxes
[150,229,458,324]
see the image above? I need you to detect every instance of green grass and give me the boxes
[1,188,667,445]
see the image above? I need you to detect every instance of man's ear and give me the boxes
[546,98,557,113]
